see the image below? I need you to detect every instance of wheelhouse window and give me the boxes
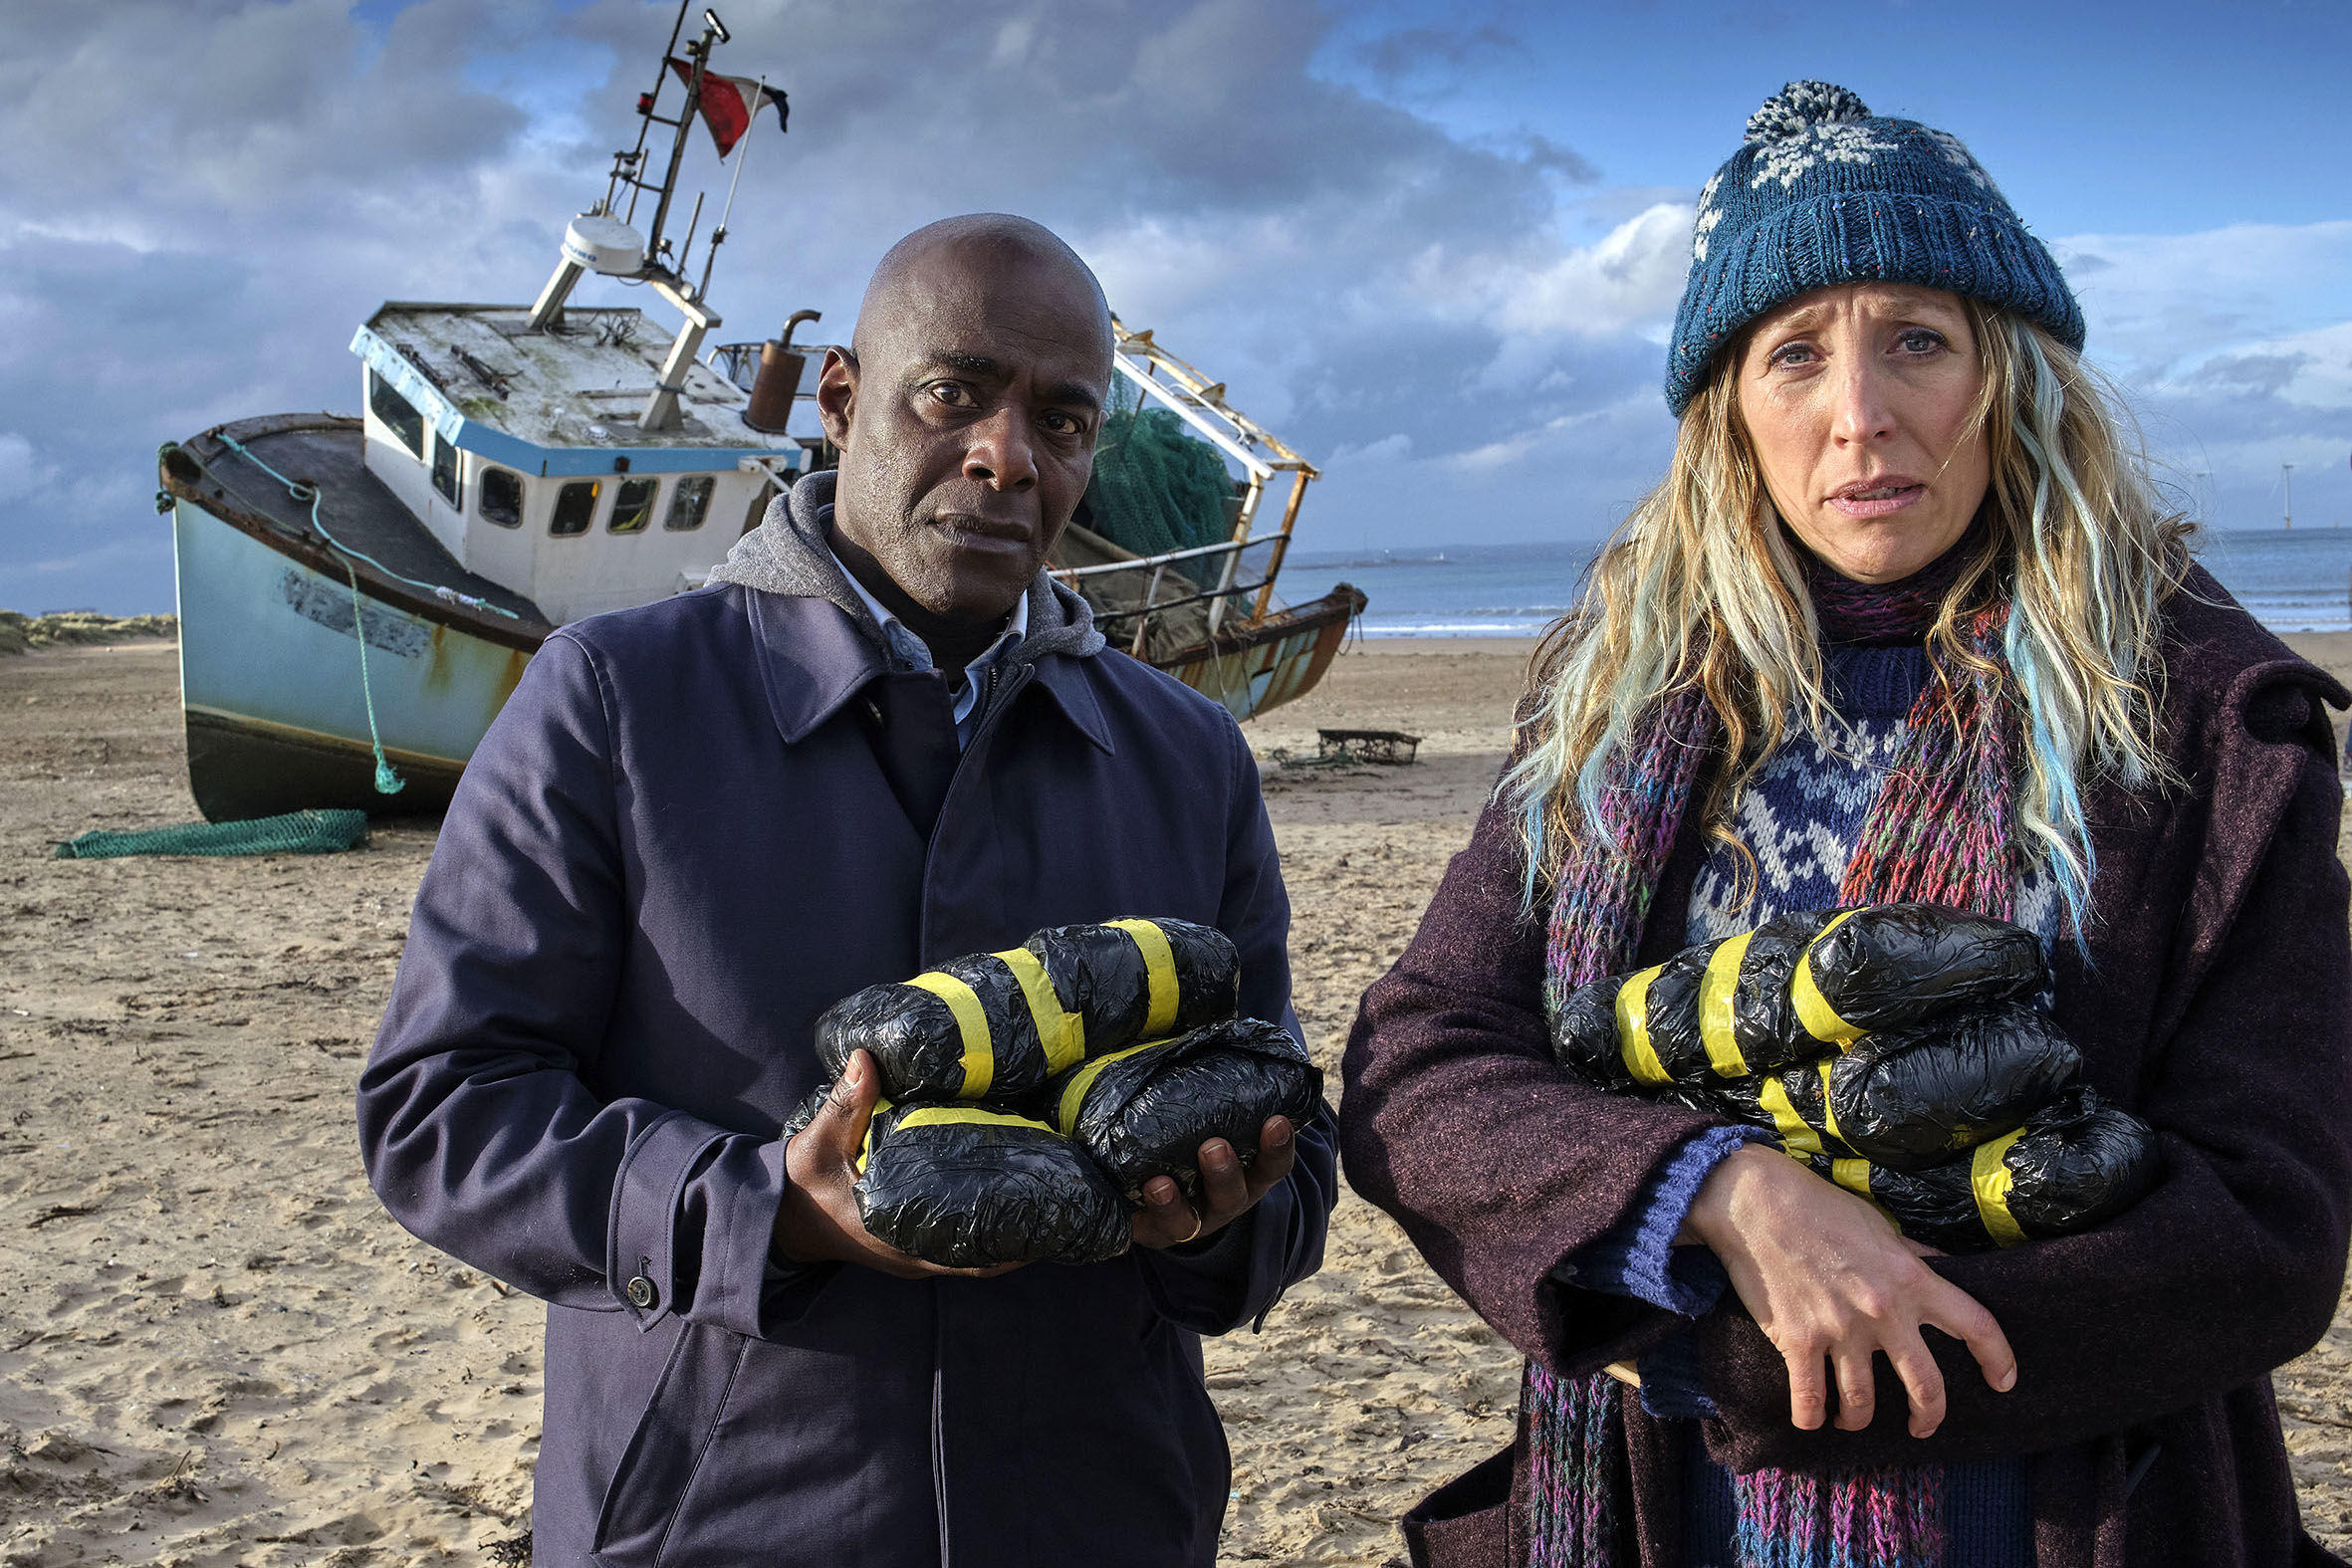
[430,435,461,508]
[664,475,714,531]
[550,479,601,537]
[479,466,524,528]
[368,370,425,459]
[608,476,660,535]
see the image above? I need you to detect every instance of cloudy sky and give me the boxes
[2,0,2346,612]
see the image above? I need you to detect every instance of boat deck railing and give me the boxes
[1052,536,1292,660]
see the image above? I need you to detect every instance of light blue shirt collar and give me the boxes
[828,549,1030,729]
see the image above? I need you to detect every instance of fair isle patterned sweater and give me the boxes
[1686,643,2058,944]
[1573,635,2054,1567]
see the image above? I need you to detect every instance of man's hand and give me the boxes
[1131,1116,1296,1250]
[771,1050,1023,1279]
[1684,1143,2015,1439]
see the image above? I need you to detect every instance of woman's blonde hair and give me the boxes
[1505,302,2192,935]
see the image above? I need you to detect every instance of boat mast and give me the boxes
[526,3,740,432]
[642,8,727,272]
[626,8,733,430]
[604,0,690,222]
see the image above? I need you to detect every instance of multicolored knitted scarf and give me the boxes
[1524,547,2016,1568]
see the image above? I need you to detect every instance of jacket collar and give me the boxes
[744,588,1116,755]
[1029,650,1114,754]
[746,589,885,745]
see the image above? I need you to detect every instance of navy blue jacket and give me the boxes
[358,583,1335,1567]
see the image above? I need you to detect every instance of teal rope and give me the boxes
[344,557,404,795]
[213,432,522,620]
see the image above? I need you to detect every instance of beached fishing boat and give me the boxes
[158,4,1362,823]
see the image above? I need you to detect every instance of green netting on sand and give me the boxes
[54,809,370,860]
[1082,383,1235,585]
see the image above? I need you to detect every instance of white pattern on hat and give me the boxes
[1750,121,1904,190]
[1922,127,1998,192]
[1692,171,1727,262]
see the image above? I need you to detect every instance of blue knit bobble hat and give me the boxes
[1664,81,2085,416]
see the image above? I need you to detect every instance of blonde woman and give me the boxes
[1340,83,2352,1568]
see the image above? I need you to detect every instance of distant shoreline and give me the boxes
[0,610,178,655]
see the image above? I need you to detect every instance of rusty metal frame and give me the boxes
[1106,317,1318,634]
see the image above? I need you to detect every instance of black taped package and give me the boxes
[1548,904,2047,1090]
[1547,910,1848,1088]
[1615,943,1723,1086]
[814,917,1240,1102]
[1044,1017,1322,1201]
[1825,1004,2082,1169]
[1724,909,1842,1068]
[1795,903,2049,1046]
[852,1098,1133,1267]
[1689,1003,2082,1170]
[1027,918,1240,1050]
[1805,1084,2162,1252]
[1687,1058,1858,1162]
[1548,973,1630,1085]
[1552,936,1792,1088]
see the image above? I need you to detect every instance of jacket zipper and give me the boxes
[924,659,1028,1567]
[932,1313,952,1566]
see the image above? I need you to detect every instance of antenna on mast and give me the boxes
[642,9,729,272]
[604,0,690,220]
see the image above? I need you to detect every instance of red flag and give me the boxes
[666,58,788,157]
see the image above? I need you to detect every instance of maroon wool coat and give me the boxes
[1340,573,2352,1568]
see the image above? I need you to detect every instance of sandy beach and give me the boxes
[3,631,2350,1566]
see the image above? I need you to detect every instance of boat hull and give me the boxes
[1159,585,1365,723]
[171,494,535,820]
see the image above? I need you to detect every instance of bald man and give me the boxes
[358,215,1336,1567]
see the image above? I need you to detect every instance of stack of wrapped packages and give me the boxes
[1550,904,2163,1251]
[790,918,1322,1268]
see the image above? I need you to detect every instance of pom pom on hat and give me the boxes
[1745,81,1871,144]
[1663,81,2085,415]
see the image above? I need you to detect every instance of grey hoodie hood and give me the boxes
[706,470,1106,663]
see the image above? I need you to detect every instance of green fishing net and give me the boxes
[1082,380,1236,586]
[54,808,370,860]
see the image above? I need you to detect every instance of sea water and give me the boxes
[1280,528,2352,638]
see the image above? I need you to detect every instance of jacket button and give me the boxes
[625,1274,657,1309]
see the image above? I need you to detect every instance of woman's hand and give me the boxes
[1684,1143,2015,1438]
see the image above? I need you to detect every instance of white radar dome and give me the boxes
[562,215,646,276]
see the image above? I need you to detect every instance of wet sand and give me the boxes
[1,633,2347,1565]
